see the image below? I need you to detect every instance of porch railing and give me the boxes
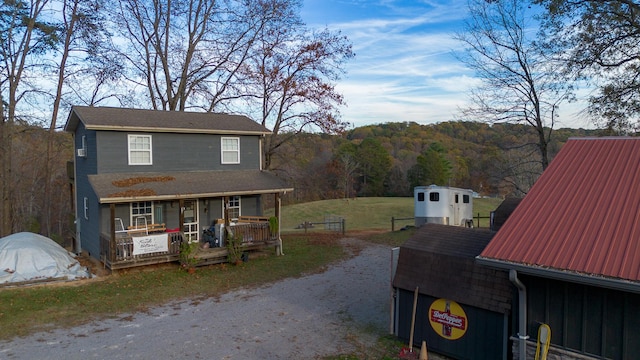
[100,231,183,269]
[229,221,277,245]
[100,221,277,269]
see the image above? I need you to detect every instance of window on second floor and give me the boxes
[128,134,152,165]
[221,137,240,164]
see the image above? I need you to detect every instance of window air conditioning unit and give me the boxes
[77,148,86,157]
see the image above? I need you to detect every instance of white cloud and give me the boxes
[304,0,476,126]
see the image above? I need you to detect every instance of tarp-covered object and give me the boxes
[0,232,90,285]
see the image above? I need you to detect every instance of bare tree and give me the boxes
[535,0,640,133]
[0,0,58,236]
[455,0,572,171]
[243,0,354,169]
[337,153,359,198]
[41,0,113,237]
[112,0,280,111]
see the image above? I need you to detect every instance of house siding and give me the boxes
[73,123,100,256]
[96,131,262,173]
[65,107,291,268]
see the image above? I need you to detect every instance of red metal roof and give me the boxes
[479,137,640,282]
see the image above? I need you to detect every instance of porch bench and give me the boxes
[127,223,166,235]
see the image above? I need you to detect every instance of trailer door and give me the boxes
[453,192,460,226]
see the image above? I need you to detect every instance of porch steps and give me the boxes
[193,240,279,267]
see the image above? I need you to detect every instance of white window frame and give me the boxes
[226,196,241,220]
[221,137,240,164]
[130,201,154,226]
[83,197,89,220]
[128,134,153,165]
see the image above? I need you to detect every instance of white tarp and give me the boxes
[0,232,90,285]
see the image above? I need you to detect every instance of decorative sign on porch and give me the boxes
[428,298,468,340]
[132,233,169,255]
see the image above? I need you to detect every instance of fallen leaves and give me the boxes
[112,176,175,187]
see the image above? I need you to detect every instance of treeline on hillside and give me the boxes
[9,120,599,242]
[7,124,73,244]
[272,121,601,202]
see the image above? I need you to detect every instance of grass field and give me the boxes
[270,197,504,232]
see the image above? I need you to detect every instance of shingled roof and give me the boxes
[88,170,293,204]
[478,137,640,293]
[393,224,512,314]
[490,197,522,231]
[64,106,271,135]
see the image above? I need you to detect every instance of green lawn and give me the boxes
[269,197,504,232]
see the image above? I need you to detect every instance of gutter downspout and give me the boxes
[510,269,528,360]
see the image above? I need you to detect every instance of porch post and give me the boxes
[223,196,230,228]
[223,196,232,241]
[179,199,185,240]
[110,203,116,264]
[275,193,283,256]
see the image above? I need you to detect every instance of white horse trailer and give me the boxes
[414,185,474,227]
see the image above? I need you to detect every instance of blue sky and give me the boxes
[301,0,593,129]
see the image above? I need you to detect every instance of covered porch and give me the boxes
[89,170,292,270]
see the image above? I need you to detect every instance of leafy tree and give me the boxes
[407,142,452,189]
[455,0,572,171]
[355,138,391,197]
[535,0,640,133]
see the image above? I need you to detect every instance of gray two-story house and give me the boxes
[64,106,293,269]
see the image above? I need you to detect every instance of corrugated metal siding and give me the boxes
[480,137,640,282]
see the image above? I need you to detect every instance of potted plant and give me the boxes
[179,241,199,273]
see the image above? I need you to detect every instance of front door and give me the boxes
[183,200,199,242]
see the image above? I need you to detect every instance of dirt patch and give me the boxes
[76,252,111,277]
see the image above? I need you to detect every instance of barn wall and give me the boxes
[396,290,509,360]
[522,275,640,360]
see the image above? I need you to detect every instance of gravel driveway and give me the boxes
[0,239,399,360]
